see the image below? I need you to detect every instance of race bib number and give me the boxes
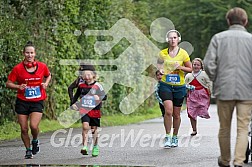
[25,86,41,99]
[166,74,180,84]
[81,95,96,108]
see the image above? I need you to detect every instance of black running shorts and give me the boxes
[81,114,100,127]
[15,98,44,115]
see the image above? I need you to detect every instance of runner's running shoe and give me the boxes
[25,150,33,159]
[81,146,88,155]
[32,140,40,155]
[164,136,172,148]
[171,136,178,147]
[92,145,99,157]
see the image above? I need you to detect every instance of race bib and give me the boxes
[25,86,41,99]
[81,95,96,108]
[166,74,180,84]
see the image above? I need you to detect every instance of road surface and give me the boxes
[0,104,251,167]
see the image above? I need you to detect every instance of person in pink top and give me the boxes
[185,58,212,136]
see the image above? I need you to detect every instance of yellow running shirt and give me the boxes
[159,48,190,86]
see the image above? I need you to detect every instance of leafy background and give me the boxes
[1,0,252,124]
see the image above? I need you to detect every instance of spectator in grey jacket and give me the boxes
[203,7,252,167]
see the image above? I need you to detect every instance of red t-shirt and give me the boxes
[8,61,50,101]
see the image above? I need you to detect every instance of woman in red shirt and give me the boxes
[6,41,51,159]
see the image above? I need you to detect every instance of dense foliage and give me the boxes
[1,0,252,124]
[153,0,252,58]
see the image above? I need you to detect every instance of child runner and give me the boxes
[71,65,106,157]
[185,58,211,136]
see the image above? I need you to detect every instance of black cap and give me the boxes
[79,64,95,72]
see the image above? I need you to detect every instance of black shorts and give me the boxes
[81,114,100,127]
[158,82,186,107]
[15,98,44,115]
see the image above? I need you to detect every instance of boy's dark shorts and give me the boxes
[81,114,100,127]
[15,98,44,115]
[158,81,186,107]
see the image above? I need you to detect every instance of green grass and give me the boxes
[0,105,162,141]
[102,105,162,127]
[0,121,21,141]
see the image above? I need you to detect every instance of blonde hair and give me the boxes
[192,58,204,70]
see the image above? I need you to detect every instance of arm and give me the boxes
[157,58,164,74]
[184,73,190,84]
[71,87,81,106]
[176,61,192,73]
[6,80,26,90]
[41,73,51,89]
[6,67,26,90]
[102,94,107,101]
[94,91,107,101]
[93,83,107,101]
[68,77,79,103]
[203,37,218,81]
[70,87,81,110]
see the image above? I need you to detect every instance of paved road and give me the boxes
[0,104,251,166]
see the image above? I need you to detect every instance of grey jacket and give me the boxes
[204,25,252,100]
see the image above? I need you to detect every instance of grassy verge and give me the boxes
[0,105,162,141]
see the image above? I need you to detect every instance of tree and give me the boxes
[149,0,252,59]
